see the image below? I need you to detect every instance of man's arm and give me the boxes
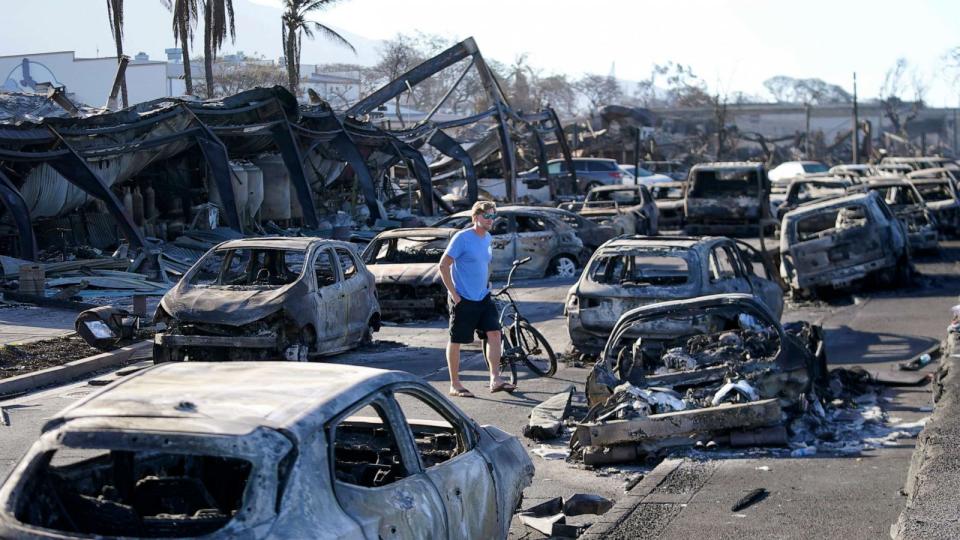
[438,254,461,305]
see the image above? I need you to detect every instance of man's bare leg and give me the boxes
[446,341,467,392]
[485,330,505,386]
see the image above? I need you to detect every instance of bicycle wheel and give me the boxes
[509,321,557,377]
[485,337,518,386]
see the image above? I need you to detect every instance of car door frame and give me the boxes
[333,246,369,343]
[386,383,501,540]
[327,391,448,540]
[513,212,557,277]
[489,214,517,278]
[706,242,752,295]
[730,239,786,319]
[311,246,346,351]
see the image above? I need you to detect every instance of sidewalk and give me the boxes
[0,304,76,345]
[892,331,960,539]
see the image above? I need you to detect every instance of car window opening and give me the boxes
[15,448,252,537]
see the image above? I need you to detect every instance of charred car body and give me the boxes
[684,162,771,236]
[153,237,380,362]
[575,294,826,460]
[567,184,659,236]
[362,228,455,319]
[780,192,910,295]
[649,181,686,230]
[433,206,584,278]
[907,169,960,235]
[0,362,533,539]
[775,177,852,221]
[848,177,939,252]
[566,236,785,356]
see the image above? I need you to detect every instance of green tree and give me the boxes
[105,0,128,107]
[282,0,356,100]
[161,0,200,95]
[202,0,236,98]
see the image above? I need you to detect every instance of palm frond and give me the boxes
[310,22,356,54]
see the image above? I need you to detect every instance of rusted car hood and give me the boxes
[161,281,307,326]
[368,263,441,287]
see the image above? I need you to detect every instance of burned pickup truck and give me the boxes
[684,162,771,236]
[362,228,455,319]
[575,294,826,463]
[848,177,939,252]
[153,237,380,362]
[566,236,784,356]
[780,192,910,296]
[0,362,533,539]
[571,184,659,236]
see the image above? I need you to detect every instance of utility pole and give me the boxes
[852,72,860,164]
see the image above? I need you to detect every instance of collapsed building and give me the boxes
[0,38,577,282]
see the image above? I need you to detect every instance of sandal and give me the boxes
[448,388,475,398]
[490,381,517,393]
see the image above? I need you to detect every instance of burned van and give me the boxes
[684,162,771,235]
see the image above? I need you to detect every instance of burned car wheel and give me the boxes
[550,255,578,278]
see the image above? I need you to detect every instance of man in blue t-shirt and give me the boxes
[439,201,515,397]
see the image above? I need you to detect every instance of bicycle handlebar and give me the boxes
[494,257,531,296]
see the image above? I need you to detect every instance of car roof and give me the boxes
[215,236,350,251]
[783,191,877,217]
[857,177,910,187]
[690,161,764,171]
[598,235,720,250]
[590,183,644,191]
[374,227,457,240]
[49,362,419,439]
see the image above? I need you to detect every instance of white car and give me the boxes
[620,165,674,186]
[768,161,829,185]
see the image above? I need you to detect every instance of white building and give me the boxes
[0,50,170,108]
[299,68,361,109]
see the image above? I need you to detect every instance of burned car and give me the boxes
[775,177,852,221]
[574,294,826,461]
[649,181,686,230]
[574,184,659,236]
[433,206,584,278]
[684,162,771,236]
[907,170,960,235]
[153,237,380,362]
[0,362,534,539]
[566,236,785,356]
[535,207,617,254]
[780,192,910,295]
[361,228,455,319]
[848,177,939,252]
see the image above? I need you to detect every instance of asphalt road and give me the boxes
[1,241,956,539]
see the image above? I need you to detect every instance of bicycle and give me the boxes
[482,257,558,386]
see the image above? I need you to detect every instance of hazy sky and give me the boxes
[4,0,959,104]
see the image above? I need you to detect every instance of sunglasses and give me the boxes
[481,213,497,219]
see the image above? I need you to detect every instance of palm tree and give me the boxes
[161,0,200,95]
[202,0,236,98]
[282,0,355,100]
[105,0,128,107]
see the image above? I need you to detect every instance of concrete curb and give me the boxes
[579,458,684,539]
[0,340,151,399]
[891,333,960,539]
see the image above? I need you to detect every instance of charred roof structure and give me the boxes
[0,37,574,266]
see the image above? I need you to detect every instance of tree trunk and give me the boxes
[113,20,128,107]
[178,14,193,95]
[203,4,213,98]
[285,24,298,98]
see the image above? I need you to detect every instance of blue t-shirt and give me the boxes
[443,228,492,301]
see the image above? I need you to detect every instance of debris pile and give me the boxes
[517,493,614,538]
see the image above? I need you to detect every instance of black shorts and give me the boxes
[449,294,500,344]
